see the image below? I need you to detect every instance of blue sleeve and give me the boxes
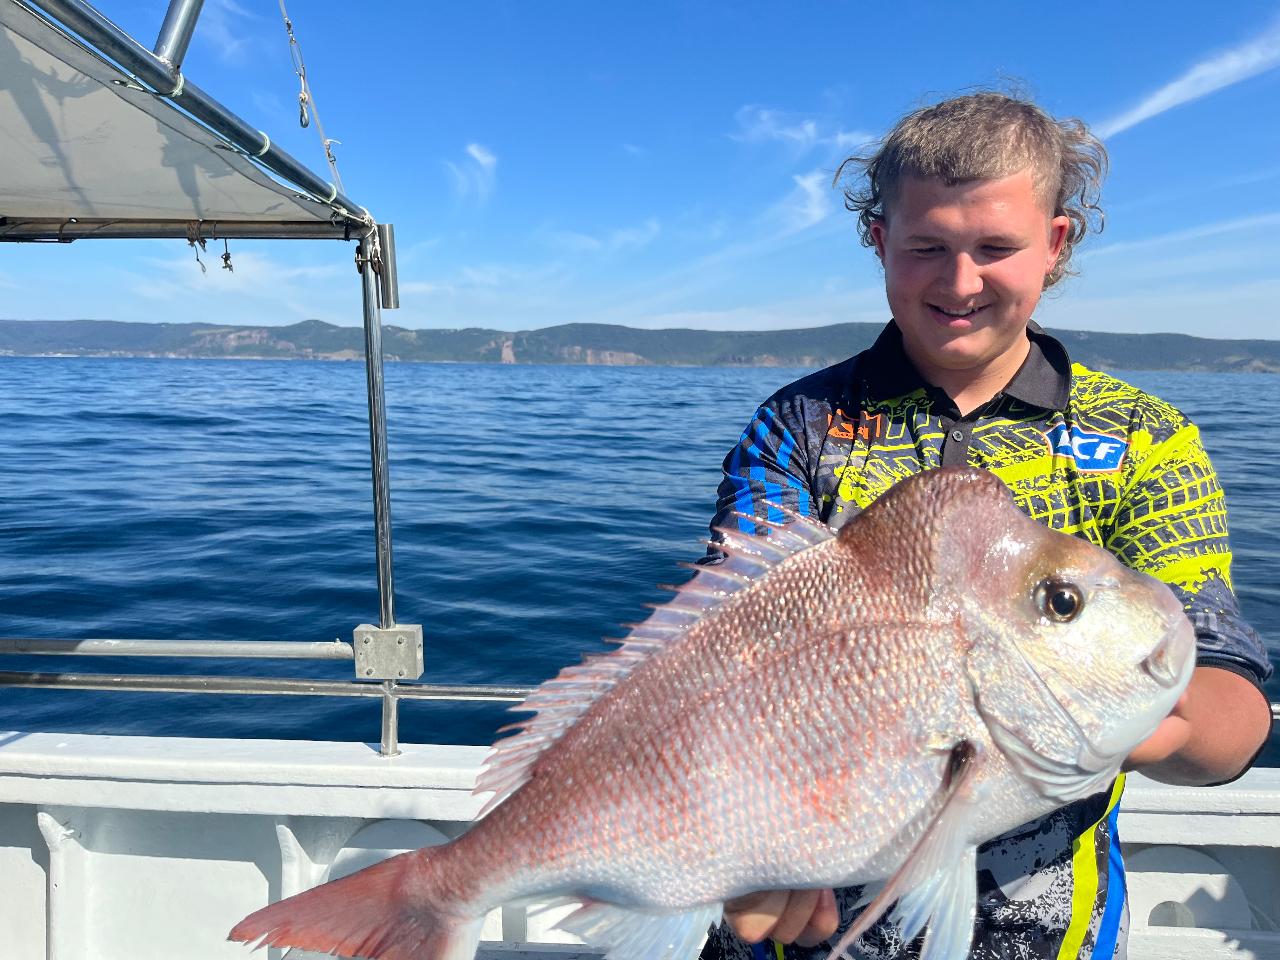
[707,400,816,543]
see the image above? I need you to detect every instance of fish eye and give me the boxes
[1036,579,1083,622]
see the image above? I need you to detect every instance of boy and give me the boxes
[698,93,1273,960]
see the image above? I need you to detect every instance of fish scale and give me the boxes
[231,467,1195,960]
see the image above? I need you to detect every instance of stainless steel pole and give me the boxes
[357,228,403,757]
[152,0,203,68]
[380,680,399,755]
[359,229,396,632]
[0,219,352,242]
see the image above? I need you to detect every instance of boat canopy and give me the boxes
[0,0,361,240]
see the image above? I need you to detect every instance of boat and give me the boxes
[0,2,1277,958]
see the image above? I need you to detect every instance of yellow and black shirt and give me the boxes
[699,320,1271,960]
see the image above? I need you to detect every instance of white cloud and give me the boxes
[742,170,840,242]
[398,280,454,296]
[404,260,565,295]
[389,259,576,328]
[547,219,661,255]
[1096,19,1280,137]
[780,171,833,234]
[1085,211,1280,260]
[612,285,886,332]
[126,247,353,323]
[197,0,258,65]
[733,106,820,148]
[1039,211,1280,339]
[444,142,498,202]
[1036,277,1280,340]
[466,143,497,171]
[731,105,872,154]
[587,209,855,326]
[250,90,289,123]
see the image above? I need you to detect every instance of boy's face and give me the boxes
[870,170,1069,393]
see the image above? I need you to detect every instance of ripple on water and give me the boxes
[0,358,1276,760]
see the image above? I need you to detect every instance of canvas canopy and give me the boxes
[0,0,358,240]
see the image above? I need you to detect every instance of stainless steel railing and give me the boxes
[0,670,534,702]
[0,636,535,706]
[0,637,355,659]
[0,636,1274,720]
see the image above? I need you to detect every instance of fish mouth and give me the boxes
[1142,618,1195,689]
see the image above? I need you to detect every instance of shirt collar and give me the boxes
[861,319,1071,412]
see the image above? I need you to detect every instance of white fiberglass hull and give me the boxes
[0,732,1276,960]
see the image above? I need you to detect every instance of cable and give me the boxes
[277,0,345,194]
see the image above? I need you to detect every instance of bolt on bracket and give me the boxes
[353,624,424,681]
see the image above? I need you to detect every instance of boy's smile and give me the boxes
[870,171,1069,411]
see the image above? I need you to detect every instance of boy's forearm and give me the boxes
[1134,666,1272,786]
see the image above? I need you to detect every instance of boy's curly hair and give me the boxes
[837,93,1107,288]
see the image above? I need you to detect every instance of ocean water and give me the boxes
[0,357,1276,764]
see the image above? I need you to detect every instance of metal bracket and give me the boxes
[353,624,423,681]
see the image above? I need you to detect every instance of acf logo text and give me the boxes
[1044,424,1129,473]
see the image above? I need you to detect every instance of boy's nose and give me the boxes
[942,253,984,299]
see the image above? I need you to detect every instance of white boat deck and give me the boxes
[0,731,1276,960]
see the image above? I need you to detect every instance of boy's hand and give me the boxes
[1123,666,1271,785]
[724,887,839,946]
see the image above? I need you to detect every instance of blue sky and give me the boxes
[4,0,1280,338]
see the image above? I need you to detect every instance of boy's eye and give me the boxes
[983,245,1018,256]
[909,246,942,255]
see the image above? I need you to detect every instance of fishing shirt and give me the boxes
[698,320,1272,960]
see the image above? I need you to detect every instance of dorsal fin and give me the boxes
[473,506,833,817]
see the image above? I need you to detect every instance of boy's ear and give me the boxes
[869,219,888,260]
[1046,215,1070,273]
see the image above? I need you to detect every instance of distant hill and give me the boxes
[0,318,1277,373]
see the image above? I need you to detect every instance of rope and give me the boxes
[277,0,344,195]
[186,222,207,274]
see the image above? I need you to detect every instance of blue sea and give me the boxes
[1,358,1277,763]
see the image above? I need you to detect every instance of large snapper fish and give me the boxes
[231,467,1194,960]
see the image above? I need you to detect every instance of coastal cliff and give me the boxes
[1,318,1277,372]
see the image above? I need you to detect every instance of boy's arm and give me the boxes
[704,399,817,551]
[1125,666,1271,785]
[1109,415,1273,784]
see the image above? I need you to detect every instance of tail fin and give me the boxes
[228,849,483,960]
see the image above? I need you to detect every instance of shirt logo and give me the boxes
[1044,424,1128,473]
[828,409,885,443]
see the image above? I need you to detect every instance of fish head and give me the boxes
[920,468,1196,795]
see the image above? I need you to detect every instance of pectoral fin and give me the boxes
[828,741,981,960]
[890,846,977,960]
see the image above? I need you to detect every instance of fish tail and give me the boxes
[228,847,485,960]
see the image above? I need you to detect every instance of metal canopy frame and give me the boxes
[0,0,459,757]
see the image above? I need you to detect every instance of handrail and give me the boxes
[0,637,353,659]
[0,653,1273,720]
[0,671,534,702]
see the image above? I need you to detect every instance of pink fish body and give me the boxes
[231,467,1194,960]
